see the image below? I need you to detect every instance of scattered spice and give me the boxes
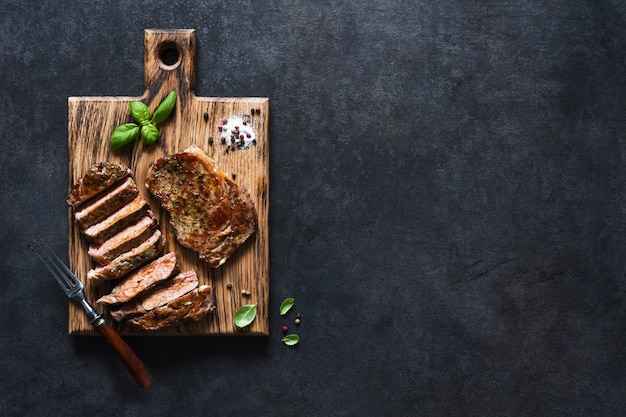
[203,112,209,122]
[226,282,233,289]
[241,289,251,296]
[231,173,237,180]
[295,318,301,326]
[281,325,289,333]
[208,136,214,145]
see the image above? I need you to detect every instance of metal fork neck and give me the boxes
[78,298,101,324]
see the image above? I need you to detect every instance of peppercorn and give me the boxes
[203,112,209,121]
[208,136,214,145]
[295,318,301,326]
[281,325,289,333]
[255,107,261,113]
[250,108,255,115]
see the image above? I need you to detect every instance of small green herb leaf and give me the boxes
[279,297,295,316]
[129,101,151,124]
[281,334,299,346]
[141,124,159,145]
[234,303,257,328]
[110,123,140,151]
[151,90,177,124]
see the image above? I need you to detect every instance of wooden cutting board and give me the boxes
[67,29,269,336]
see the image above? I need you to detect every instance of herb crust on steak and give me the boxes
[145,145,257,268]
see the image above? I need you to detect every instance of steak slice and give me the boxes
[87,229,164,282]
[74,177,139,229]
[82,195,150,244]
[96,252,179,305]
[67,163,131,207]
[110,270,199,321]
[88,216,157,265]
[127,285,215,332]
[145,145,257,268]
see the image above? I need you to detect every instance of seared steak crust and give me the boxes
[145,145,257,268]
[67,163,131,207]
[127,285,215,332]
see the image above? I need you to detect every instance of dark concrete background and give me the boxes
[1,0,625,416]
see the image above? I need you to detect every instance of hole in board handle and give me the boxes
[158,42,182,69]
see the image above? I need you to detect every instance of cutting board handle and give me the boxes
[143,29,196,105]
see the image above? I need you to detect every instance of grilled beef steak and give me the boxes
[110,270,199,320]
[97,252,179,305]
[145,145,257,268]
[127,285,215,332]
[68,162,216,331]
[67,163,131,207]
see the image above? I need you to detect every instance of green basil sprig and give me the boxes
[110,90,177,151]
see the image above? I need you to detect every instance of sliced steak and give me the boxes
[110,270,198,321]
[127,285,215,332]
[67,163,131,207]
[82,195,150,244]
[74,177,139,229]
[87,229,164,282]
[96,252,179,305]
[145,145,257,268]
[88,216,157,265]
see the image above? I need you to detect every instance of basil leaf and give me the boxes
[141,124,159,145]
[279,297,295,316]
[151,90,177,124]
[234,303,257,328]
[110,123,139,151]
[281,334,299,346]
[129,101,151,124]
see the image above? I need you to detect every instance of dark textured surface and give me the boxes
[1,1,625,416]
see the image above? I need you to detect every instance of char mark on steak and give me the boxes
[96,252,179,305]
[145,145,257,268]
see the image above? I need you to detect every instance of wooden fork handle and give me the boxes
[95,320,154,388]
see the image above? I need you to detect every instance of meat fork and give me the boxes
[31,239,153,388]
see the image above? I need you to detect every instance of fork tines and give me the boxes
[30,238,83,296]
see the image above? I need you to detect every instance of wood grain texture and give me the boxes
[67,29,269,336]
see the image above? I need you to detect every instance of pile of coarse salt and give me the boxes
[218,115,256,151]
